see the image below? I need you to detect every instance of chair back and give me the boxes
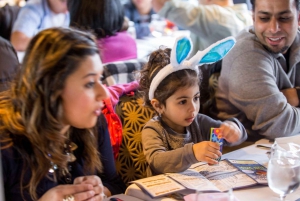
[102,59,146,86]
[199,60,222,115]
[0,4,21,41]
[114,91,155,186]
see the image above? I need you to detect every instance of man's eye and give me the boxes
[280,17,291,21]
[259,17,269,21]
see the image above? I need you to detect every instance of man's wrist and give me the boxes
[294,86,300,107]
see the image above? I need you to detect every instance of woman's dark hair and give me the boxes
[0,27,102,200]
[139,47,202,113]
[68,0,125,38]
[250,0,299,11]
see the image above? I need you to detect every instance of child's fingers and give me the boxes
[206,157,219,165]
[205,150,221,159]
[208,141,221,150]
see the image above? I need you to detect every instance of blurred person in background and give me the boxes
[152,0,253,55]
[68,0,137,64]
[124,0,156,39]
[10,0,69,51]
[0,36,19,92]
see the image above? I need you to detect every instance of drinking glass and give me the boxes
[267,142,300,201]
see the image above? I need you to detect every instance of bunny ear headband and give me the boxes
[148,36,236,100]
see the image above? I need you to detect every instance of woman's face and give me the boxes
[60,54,109,130]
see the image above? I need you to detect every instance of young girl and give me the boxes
[139,36,247,176]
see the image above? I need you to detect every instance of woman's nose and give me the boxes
[96,84,110,101]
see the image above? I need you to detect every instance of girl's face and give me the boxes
[160,84,200,133]
[60,54,109,131]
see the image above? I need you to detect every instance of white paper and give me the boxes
[132,175,186,198]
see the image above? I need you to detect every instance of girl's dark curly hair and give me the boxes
[138,46,202,113]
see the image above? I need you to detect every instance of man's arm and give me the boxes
[281,88,299,107]
[11,4,42,51]
[152,0,226,38]
[221,47,300,138]
[10,31,32,51]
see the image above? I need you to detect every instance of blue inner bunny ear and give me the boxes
[199,39,235,64]
[176,37,191,64]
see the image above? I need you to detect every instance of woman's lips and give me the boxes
[94,108,102,116]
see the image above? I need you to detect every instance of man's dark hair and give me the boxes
[250,0,300,11]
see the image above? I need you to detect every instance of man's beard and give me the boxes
[263,44,289,54]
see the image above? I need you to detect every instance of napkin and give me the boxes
[184,192,239,201]
[275,135,300,145]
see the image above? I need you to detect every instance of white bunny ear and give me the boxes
[170,36,193,67]
[148,36,235,100]
[189,36,236,66]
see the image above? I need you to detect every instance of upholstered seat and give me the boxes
[102,59,146,86]
[0,4,20,41]
[114,91,154,186]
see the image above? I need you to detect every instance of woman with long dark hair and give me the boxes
[0,27,125,201]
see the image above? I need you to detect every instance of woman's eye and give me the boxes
[85,82,95,88]
[100,75,104,82]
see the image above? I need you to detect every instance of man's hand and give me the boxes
[11,31,32,51]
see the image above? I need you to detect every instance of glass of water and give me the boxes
[267,142,300,201]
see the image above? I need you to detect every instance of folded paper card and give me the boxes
[131,159,267,198]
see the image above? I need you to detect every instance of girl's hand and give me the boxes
[192,141,221,165]
[74,175,106,200]
[38,184,95,201]
[220,121,242,143]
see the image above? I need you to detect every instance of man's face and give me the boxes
[253,0,299,54]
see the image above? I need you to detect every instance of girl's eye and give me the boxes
[194,96,200,101]
[179,100,187,105]
[85,82,95,88]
